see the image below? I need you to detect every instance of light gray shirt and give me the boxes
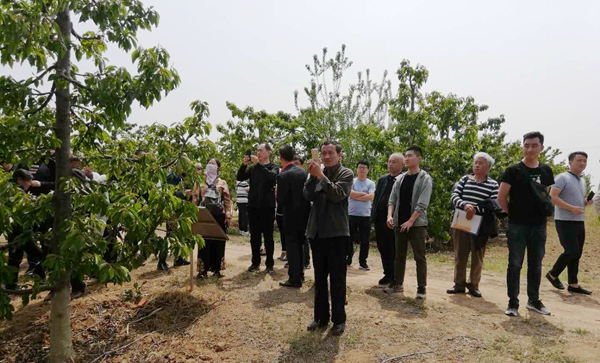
[553,171,586,221]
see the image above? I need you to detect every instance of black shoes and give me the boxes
[378,277,393,287]
[446,286,466,294]
[279,280,302,288]
[304,264,311,270]
[157,262,169,271]
[359,263,370,271]
[568,286,592,295]
[248,264,260,272]
[265,267,274,274]
[546,272,565,290]
[174,257,191,266]
[331,323,345,336]
[468,288,482,298]
[307,320,328,331]
[213,271,224,279]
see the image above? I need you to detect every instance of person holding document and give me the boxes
[448,152,499,298]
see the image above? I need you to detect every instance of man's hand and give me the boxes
[250,155,259,165]
[386,216,394,229]
[464,204,476,221]
[400,219,414,232]
[31,180,41,187]
[307,159,324,179]
[570,206,585,215]
[586,199,594,206]
[243,155,250,165]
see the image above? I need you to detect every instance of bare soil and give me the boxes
[1,212,599,362]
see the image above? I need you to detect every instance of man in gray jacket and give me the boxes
[304,141,354,336]
[384,146,433,299]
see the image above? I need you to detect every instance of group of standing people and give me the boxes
[3,130,596,333]
[236,130,596,337]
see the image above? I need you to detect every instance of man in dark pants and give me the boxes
[371,153,404,286]
[277,145,311,288]
[5,169,46,290]
[304,140,354,336]
[347,160,375,270]
[293,156,311,270]
[237,143,280,273]
[384,146,433,300]
[546,151,593,295]
[498,131,555,317]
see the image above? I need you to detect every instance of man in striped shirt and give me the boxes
[448,152,499,298]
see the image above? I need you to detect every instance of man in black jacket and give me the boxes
[277,145,311,288]
[371,153,405,286]
[237,143,280,273]
[304,141,354,336]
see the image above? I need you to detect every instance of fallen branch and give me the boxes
[128,307,163,326]
[380,350,435,363]
[91,331,156,363]
[0,285,52,296]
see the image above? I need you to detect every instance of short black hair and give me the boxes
[13,168,32,182]
[405,145,423,157]
[568,151,588,161]
[293,155,304,165]
[279,145,295,162]
[321,140,342,153]
[260,143,272,152]
[523,131,544,145]
[356,160,370,168]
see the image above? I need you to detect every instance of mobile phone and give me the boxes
[311,148,319,161]
[245,149,252,157]
[587,191,595,201]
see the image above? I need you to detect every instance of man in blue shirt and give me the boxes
[347,160,376,270]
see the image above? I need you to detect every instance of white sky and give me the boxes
[3,0,599,186]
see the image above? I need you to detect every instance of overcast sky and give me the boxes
[4,1,599,186]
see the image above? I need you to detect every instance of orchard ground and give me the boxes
[1,210,599,363]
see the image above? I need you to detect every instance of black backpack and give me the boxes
[203,183,224,216]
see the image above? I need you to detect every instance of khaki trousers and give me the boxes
[453,229,486,289]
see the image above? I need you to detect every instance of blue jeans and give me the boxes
[506,223,547,308]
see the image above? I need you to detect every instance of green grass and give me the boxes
[571,328,590,336]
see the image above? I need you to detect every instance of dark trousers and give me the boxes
[286,232,306,284]
[303,239,311,267]
[276,214,286,252]
[393,226,428,288]
[347,216,371,265]
[549,221,585,285]
[6,225,45,289]
[311,236,347,325]
[237,203,249,232]
[249,207,275,268]
[375,220,395,279]
[506,223,546,307]
[199,239,226,273]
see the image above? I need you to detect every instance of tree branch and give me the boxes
[160,133,193,169]
[58,74,91,91]
[0,285,52,296]
[25,82,56,117]
[71,26,102,41]
[25,65,56,87]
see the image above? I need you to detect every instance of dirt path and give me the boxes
[224,240,600,335]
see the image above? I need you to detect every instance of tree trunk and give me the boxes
[48,7,74,363]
